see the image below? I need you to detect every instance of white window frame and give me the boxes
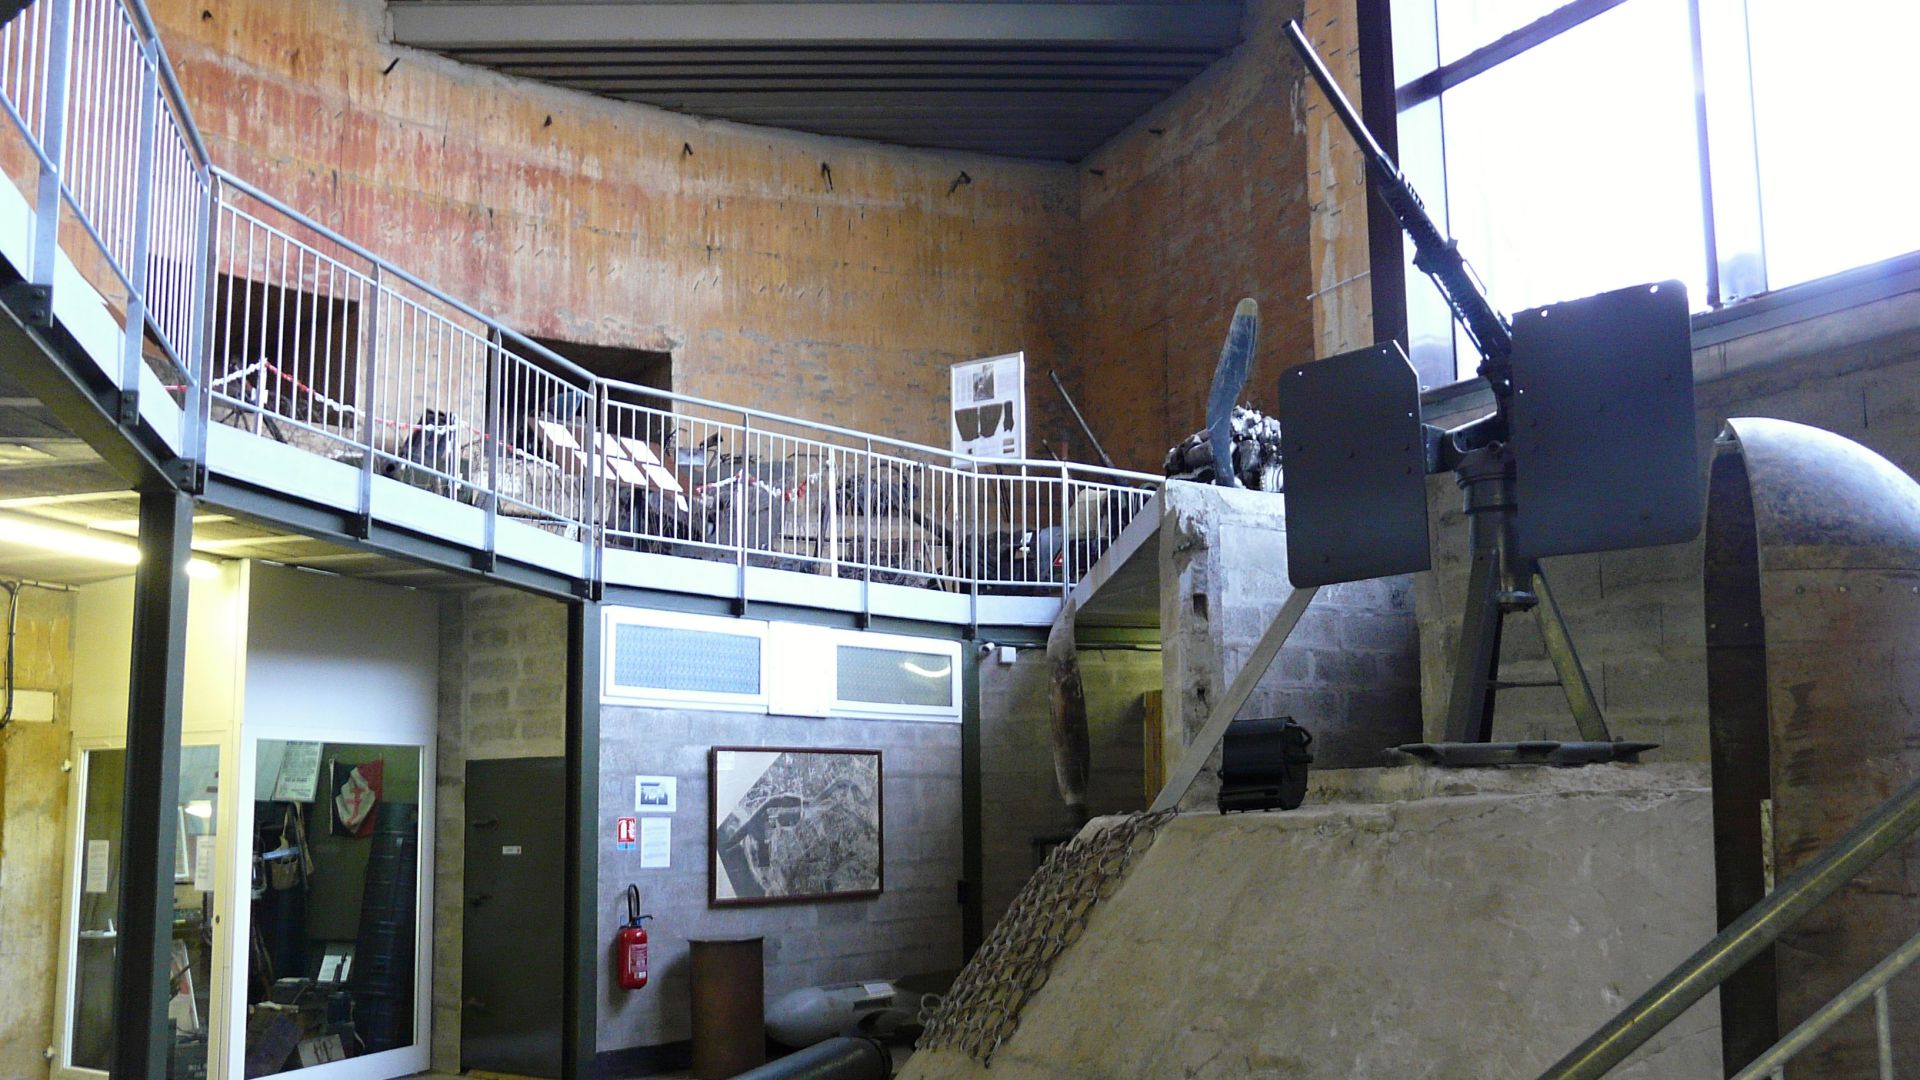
[601,606,771,711]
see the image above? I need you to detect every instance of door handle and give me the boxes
[468,893,491,908]
[470,817,499,829]
[464,997,489,1012]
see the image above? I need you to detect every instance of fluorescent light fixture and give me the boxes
[0,513,222,579]
[184,800,213,819]
[900,659,951,680]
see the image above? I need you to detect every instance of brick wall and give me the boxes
[1060,0,1316,472]
[153,0,1079,447]
[1415,286,1920,759]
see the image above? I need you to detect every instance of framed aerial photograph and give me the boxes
[709,747,883,906]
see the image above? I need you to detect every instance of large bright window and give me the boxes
[1391,0,1920,383]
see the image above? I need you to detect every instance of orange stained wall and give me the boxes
[152,0,1080,448]
[1062,0,1317,472]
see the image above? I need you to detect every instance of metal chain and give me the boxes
[917,809,1176,1064]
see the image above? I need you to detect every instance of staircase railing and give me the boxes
[1538,770,1920,1079]
[0,0,1163,602]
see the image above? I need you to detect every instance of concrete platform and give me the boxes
[906,763,1721,1080]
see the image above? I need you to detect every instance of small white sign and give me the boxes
[192,837,216,893]
[950,352,1026,460]
[84,839,110,894]
[635,775,677,814]
[639,817,671,869]
[501,845,523,856]
[272,741,324,803]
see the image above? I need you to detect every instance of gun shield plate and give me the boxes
[1509,280,1701,560]
[1276,342,1431,587]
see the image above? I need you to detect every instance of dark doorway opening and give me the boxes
[462,757,564,1077]
[530,337,673,406]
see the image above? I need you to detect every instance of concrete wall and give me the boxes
[976,646,1158,935]
[0,586,74,1080]
[904,764,1720,1080]
[1160,481,1421,806]
[1063,0,1316,471]
[152,0,1080,446]
[1415,284,1920,759]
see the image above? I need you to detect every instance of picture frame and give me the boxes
[709,747,883,906]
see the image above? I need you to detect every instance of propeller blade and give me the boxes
[1205,298,1259,487]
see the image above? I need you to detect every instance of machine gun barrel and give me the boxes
[1282,20,1514,369]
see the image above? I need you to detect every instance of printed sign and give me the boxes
[950,352,1026,460]
[615,816,637,852]
[635,775,677,814]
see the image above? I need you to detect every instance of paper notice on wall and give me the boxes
[639,817,671,869]
[84,839,110,894]
[192,836,216,892]
[950,352,1026,460]
[272,741,324,802]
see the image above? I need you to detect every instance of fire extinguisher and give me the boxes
[617,884,652,991]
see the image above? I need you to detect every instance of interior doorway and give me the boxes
[460,757,564,1077]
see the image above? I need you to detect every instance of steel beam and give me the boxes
[109,487,192,1080]
[960,642,984,956]
[390,3,1243,50]
[563,600,603,1077]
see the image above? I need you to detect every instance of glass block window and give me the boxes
[837,645,953,708]
[612,623,761,695]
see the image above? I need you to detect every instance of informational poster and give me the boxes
[85,839,110,894]
[639,817,671,869]
[272,741,324,802]
[192,836,216,892]
[950,352,1026,460]
[635,775,677,814]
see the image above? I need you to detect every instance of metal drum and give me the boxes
[1706,417,1920,1076]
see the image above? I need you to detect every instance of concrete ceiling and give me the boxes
[0,372,470,590]
[386,1,1245,161]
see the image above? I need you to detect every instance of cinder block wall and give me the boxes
[1416,286,1920,757]
[977,646,1158,935]
[0,586,74,1080]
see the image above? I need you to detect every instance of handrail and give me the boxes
[1537,769,1920,1079]
[212,163,1164,487]
[1728,926,1920,1080]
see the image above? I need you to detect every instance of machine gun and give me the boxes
[1274,22,1702,764]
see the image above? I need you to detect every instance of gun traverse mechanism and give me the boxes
[1275,21,1701,764]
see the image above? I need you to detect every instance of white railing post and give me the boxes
[356,264,382,532]
[1057,462,1072,597]
[185,172,219,478]
[586,379,605,588]
[117,52,159,413]
[483,326,502,566]
[26,0,72,293]
[862,436,873,622]
[735,414,751,608]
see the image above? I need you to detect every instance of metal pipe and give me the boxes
[1538,768,1920,1080]
[729,1037,891,1080]
[1049,369,1115,469]
[1729,928,1920,1080]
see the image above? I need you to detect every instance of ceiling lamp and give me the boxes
[0,513,222,579]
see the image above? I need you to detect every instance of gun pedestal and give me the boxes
[1396,444,1655,767]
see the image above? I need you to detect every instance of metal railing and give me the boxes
[0,0,1164,603]
[1538,770,1920,1079]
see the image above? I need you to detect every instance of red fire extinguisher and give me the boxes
[617,884,652,991]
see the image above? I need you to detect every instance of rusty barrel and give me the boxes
[1705,417,1920,1076]
[691,935,766,1078]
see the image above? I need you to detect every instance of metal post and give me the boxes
[109,486,192,1080]
[482,327,502,568]
[960,639,984,956]
[861,436,873,622]
[184,171,221,479]
[27,0,72,291]
[1531,564,1609,742]
[586,381,605,589]
[1442,448,1514,743]
[735,415,750,609]
[118,57,159,419]
[1057,463,1071,597]
[562,599,602,1078]
[356,265,381,534]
